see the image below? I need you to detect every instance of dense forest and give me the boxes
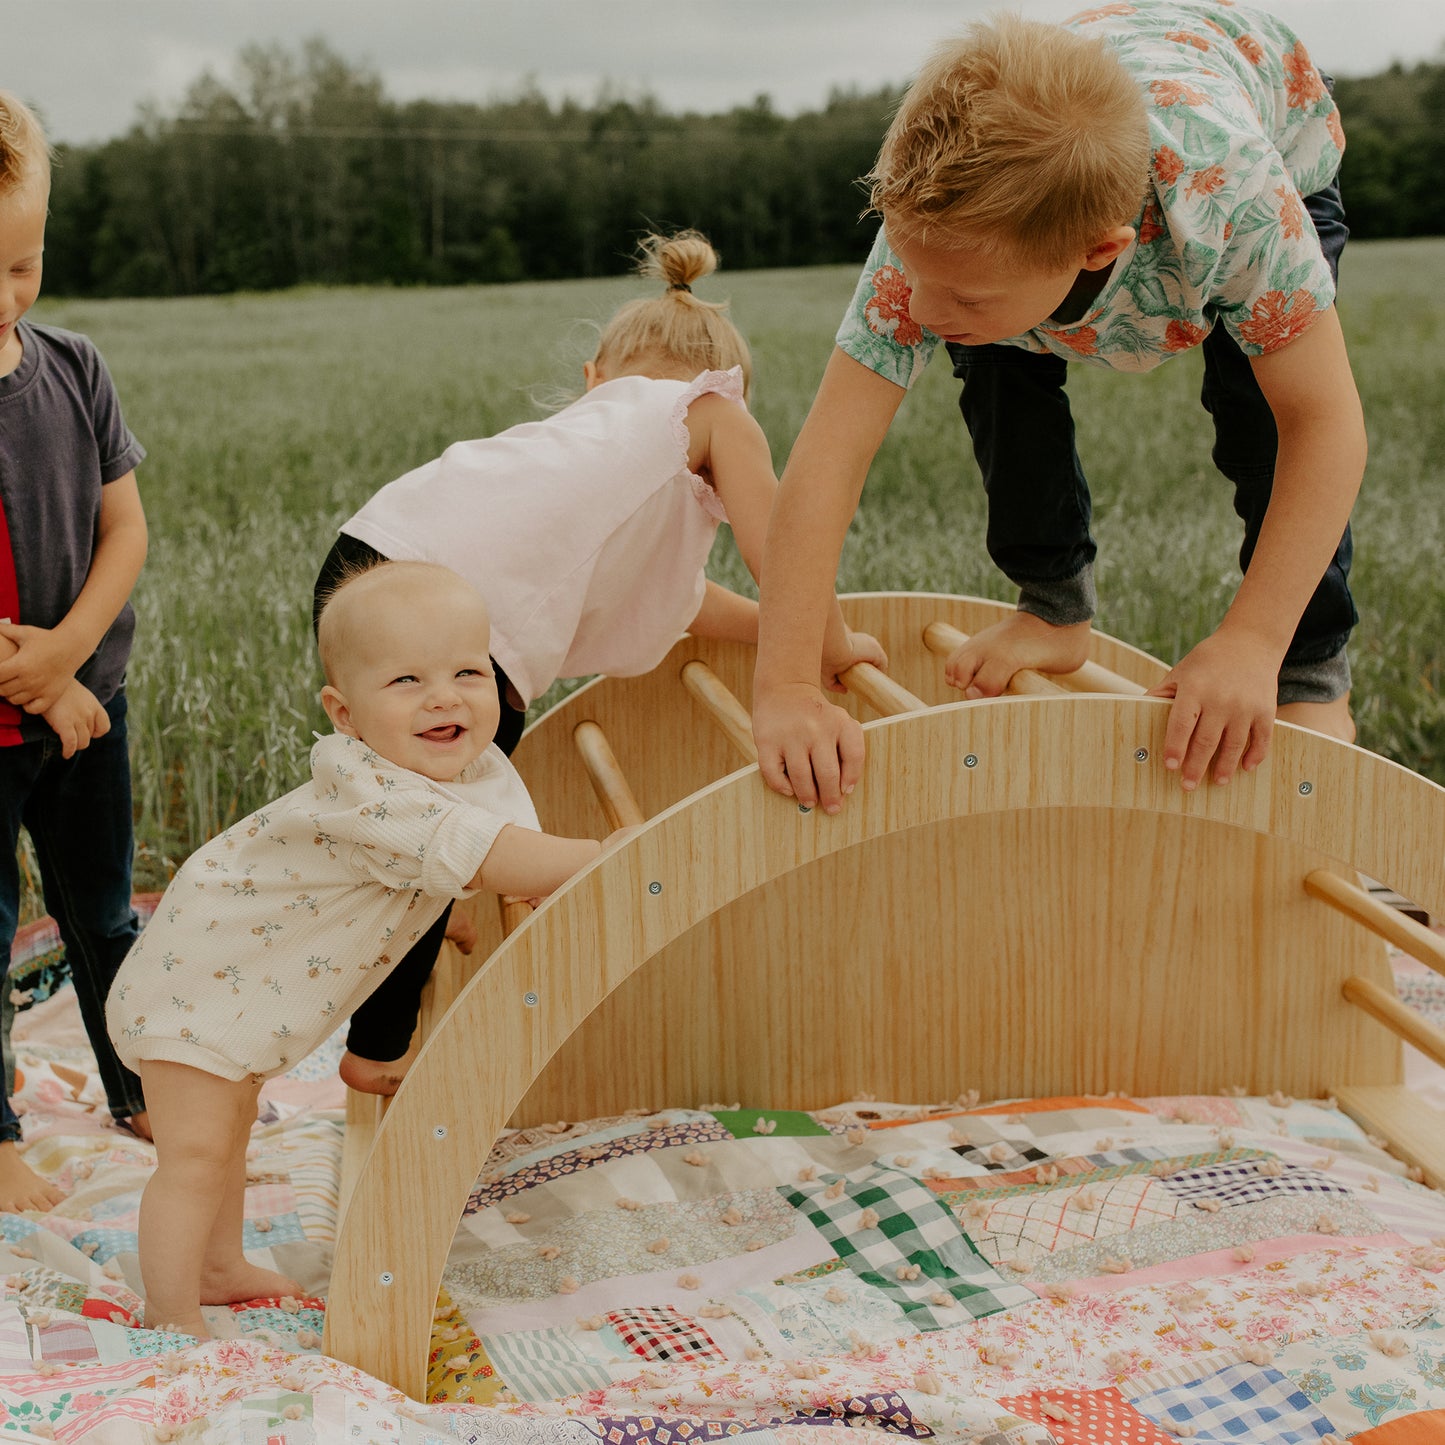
[38,40,1445,298]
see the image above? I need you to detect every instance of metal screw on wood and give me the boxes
[1299,781,1314,796]
[379,1272,393,1286]
[964,755,978,769]
[433,1125,447,1139]
[798,803,812,813]
[1135,748,1149,762]
[648,881,663,894]
[523,991,539,1007]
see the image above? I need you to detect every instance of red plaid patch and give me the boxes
[606,1306,724,1364]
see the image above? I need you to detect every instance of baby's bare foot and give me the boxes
[150,1313,211,1340]
[0,1141,66,1213]
[198,1260,302,1306]
[339,1047,415,1097]
[945,614,1093,697]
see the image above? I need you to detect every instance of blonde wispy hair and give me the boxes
[594,230,752,398]
[868,14,1150,270]
[0,91,51,199]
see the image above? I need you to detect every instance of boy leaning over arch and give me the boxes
[752,3,1364,813]
[0,90,152,1210]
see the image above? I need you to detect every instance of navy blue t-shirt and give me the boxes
[0,320,145,744]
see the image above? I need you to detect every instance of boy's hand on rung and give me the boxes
[1149,631,1278,791]
[752,681,863,815]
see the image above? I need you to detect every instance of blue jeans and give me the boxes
[0,689,146,1142]
[945,170,1357,704]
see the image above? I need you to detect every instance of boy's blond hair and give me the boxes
[868,15,1150,270]
[594,230,753,398]
[0,91,51,199]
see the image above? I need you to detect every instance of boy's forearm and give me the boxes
[755,350,903,691]
[1224,313,1366,655]
[54,481,148,668]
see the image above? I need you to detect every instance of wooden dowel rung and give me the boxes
[1343,975,1445,1071]
[573,720,647,829]
[680,660,759,764]
[923,620,1145,696]
[840,661,928,717]
[499,897,534,936]
[1305,870,1444,978]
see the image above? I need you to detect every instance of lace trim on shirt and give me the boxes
[668,366,746,524]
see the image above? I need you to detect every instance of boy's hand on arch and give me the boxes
[42,680,111,760]
[752,680,864,815]
[1149,631,1278,791]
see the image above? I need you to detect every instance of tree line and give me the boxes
[39,40,1445,299]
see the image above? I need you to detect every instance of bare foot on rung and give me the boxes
[339,1047,416,1096]
[944,614,1093,697]
[0,1141,66,1213]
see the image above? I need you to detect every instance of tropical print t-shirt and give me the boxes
[837,0,1345,382]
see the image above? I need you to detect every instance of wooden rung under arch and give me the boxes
[923,620,1147,697]
[680,659,759,764]
[573,719,647,829]
[1304,869,1444,978]
[1342,974,1445,1071]
[842,660,928,717]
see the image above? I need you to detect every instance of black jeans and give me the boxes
[0,689,146,1140]
[312,533,526,1062]
[946,170,1357,704]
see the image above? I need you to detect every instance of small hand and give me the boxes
[1147,630,1279,790]
[41,680,110,760]
[945,613,1092,697]
[0,622,78,714]
[752,680,863,814]
[822,630,889,694]
[443,909,479,956]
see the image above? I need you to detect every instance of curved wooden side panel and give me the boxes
[324,692,1445,1395]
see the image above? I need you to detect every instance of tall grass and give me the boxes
[28,238,1445,893]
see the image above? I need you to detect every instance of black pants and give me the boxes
[313,533,526,1061]
[946,167,1356,703]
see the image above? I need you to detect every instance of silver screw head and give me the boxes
[433,1125,447,1139]
[963,754,978,769]
[648,880,663,895]
[379,1271,394,1286]
[523,991,539,1007]
[1298,780,1313,796]
[798,803,812,814]
[1135,748,1149,762]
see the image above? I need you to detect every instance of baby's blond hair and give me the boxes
[868,15,1150,270]
[594,230,752,397]
[0,91,51,199]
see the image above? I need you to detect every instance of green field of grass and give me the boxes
[27,237,1445,896]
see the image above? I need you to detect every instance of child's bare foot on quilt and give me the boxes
[0,1141,65,1212]
[1277,694,1356,744]
[199,1260,302,1306]
[339,1046,415,1096]
[150,1311,211,1341]
[945,613,1093,698]
[444,908,478,955]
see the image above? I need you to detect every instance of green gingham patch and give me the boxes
[779,1166,1035,1327]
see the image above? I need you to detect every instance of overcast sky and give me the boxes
[9,1,1445,146]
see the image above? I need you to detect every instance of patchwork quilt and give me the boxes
[2,922,1444,1442]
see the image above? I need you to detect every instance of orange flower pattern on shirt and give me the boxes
[1068,3,1136,22]
[1234,32,1265,65]
[1238,289,1318,351]
[1150,79,1208,107]
[1153,145,1186,187]
[1186,165,1227,199]
[1277,185,1306,240]
[1164,319,1210,352]
[863,265,923,348]
[834,3,1344,382]
[1283,41,1326,109]
[1054,327,1099,357]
